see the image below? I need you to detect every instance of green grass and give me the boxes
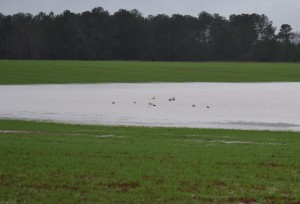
[1,61,300,203]
[0,119,299,203]
[0,60,300,84]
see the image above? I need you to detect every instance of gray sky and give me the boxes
[0,0,299,32]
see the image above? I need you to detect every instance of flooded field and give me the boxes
[1,83,300,131]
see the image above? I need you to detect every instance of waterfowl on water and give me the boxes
[168,97,176,101]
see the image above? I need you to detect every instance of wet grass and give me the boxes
[1,60,300,84]
[1,60,300,202]
[0,119,299,203]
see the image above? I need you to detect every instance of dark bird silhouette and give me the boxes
[192,105,195,107]
[207,106,210,109]
[112,102,116,104]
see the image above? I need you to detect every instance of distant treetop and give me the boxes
[0,7,299,61]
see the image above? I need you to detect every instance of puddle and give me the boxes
[209,140,256,144]
[1,83,300,131]
[186,139,284,145]
[0,130,29,134]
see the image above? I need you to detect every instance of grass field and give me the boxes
[1,60,300,84]
[1,61,300,203]
[0,119,299,203]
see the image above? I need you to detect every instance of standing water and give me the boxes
[1,83,300,131]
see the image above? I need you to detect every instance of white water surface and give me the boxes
[1,83,300,131]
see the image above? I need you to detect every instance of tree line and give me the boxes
[0,7,299,61]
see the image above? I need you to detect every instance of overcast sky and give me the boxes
[1,0,299,32]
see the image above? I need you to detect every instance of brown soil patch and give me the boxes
[260,162,281,168]
[238,198,257,204]
[104,181,139,193]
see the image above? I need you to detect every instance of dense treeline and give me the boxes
[0,7,300,61]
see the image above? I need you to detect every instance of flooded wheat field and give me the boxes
[1,83,300,131]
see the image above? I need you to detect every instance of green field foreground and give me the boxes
[1,60,300,84]
[0,120,299,203]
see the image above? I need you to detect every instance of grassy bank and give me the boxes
[1,60,300,84]
[0,119,299,203]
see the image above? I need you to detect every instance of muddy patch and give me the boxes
[103,181,139,193]
[94,135,125,138]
